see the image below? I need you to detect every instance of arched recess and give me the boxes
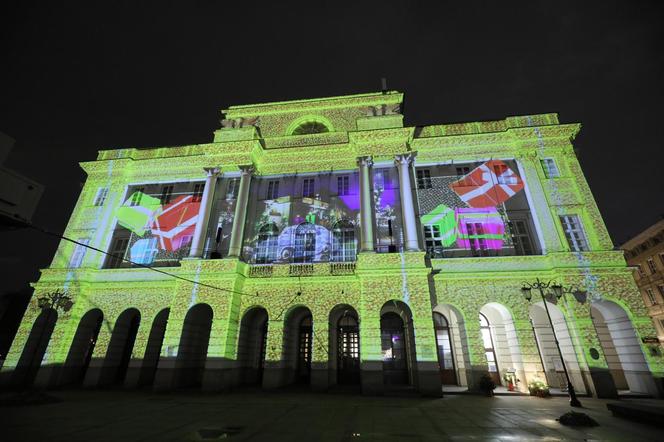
[286,115,334,136]
[591,299,657,395]
[331,220,357,262]
[61,308,103,385]
[479,303,525,387]
[282,306,313,385]
[529,302,586,394]
[255,223,279,264]
[101,308,140,385]
[328,304,360,386]
[174,303,213,388]
[237,307,269,386]
[380,300,417,386]
[138,308,170,387]
[433,304,471,387]
[13,308,58,387]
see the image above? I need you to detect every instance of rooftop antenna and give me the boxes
[381,77,388,94]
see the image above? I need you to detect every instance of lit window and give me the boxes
[303,178,315,198]
[541,158,560,178]
[266,180,280,200]
[648,258,658,274]
[560,215,589,252]
[646,288,658,305]
[332,220,356,262]
[160,185,174,204]
[93,187,109,206]
[192,183,205,203]
[337,176,350,196]
[416,169,432,189]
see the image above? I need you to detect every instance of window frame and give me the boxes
[266,180,280,200]
[93,187,109,206]
[559,214,590,252]
[646,288,658,305]
[302,178,315,198]
[541,158,560,178]
[337,175,350,196]
[416,169,432,190]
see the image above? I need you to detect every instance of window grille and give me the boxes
[560,215,589,252]
[416,169,432,189]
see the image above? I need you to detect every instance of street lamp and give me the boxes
[521,278,586,408]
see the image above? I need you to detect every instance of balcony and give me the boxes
[245,261,356,278]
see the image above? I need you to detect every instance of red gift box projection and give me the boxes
[450,160,524,208]
[150,195,201,251]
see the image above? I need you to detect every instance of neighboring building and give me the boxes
[622,219,664,344]
[1,92,662,398]
[0,132,43,228]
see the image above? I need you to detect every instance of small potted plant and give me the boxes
[479,373,497,397]
[503,372,519,391]
[527,378,550,398]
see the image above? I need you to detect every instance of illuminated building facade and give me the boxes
[622,220,664,345]
[2,91,663,398]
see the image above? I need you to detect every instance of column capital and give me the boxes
[395,152,417,167]
[239,165,255,176]
[357,156,374,168]
[203,167,222,177]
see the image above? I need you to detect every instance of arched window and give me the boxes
[480,313,500,383]
[292,121,329,135]
[433,312,456,384]
[255,223,279,263]
[294,223,316,263]
[332,220,356,262]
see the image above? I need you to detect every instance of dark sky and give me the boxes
[1,1,663,292]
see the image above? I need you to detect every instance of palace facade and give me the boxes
[2,91,662,397]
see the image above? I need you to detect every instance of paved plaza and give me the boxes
[2,389,661,441]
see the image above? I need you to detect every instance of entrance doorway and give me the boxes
[237,307,269,386]
[380,312,409,385]
[62,309,103,385]
[433,312,456,385]
[337,314,360,384]
[479,313,500,386]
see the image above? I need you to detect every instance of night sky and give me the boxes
[1,1,663,293]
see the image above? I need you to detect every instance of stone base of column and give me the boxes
[310,363,329,392]
[587,367,618,398]
[360,361,384,396]
[201,358,240,392]
[415,361,443,397]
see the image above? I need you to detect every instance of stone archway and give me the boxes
[237,307,268,386]
[282,306,313,386]
[99,308,140,385]
[137,308,170,387]
[13,308,58,387]
[61,308,103,386]
[432,303,471,389]
[174,304,212,388]
[380,300,417,386]
[591,299,657,395]
[329,304,360,386]
[479,303,525,388]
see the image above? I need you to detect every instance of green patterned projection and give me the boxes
[1,91,661,396]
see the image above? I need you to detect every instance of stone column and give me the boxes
[395,153,420,251]
[189,167,221,258]
[358,156,375,252]
[227,166,254,258]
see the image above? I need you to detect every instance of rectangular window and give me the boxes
[456,166,470,177]
[303,178,315,198]
[637,264,645,277]
[337,176,350,196]
[69,239,90,268]
[424,225,443,258]
[227,179,239,199]
[658,285,664,298]
[416,169,432,189]
[160,185,174,204]
[129,187,144,206]
[93,187,109,206]
[192,183,205,203]
[511,220,534,255]
[560,215,589,252]
[266,180,280,200]
[648,258,658,274]
[541,158,560,178]
[646,288,658,305]
[106,238,129,269]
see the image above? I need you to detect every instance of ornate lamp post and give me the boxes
[521,278,586,408]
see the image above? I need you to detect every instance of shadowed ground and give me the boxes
[2,389,662,441]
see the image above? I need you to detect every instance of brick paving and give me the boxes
[2,389,662,441]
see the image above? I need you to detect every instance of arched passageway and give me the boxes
[433,304,471,388]
[61,309,103,385]
[479,303,525,387]
[380,301,416,386]
[237,307,268,385]
[174,304,212,388]
[138,308,170,387]
[283,306,313,385]
[13,308,58,387]
[591,300,656,395]
[101,308,140,385]
[529,302,586,393]
[329,305,360,385]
